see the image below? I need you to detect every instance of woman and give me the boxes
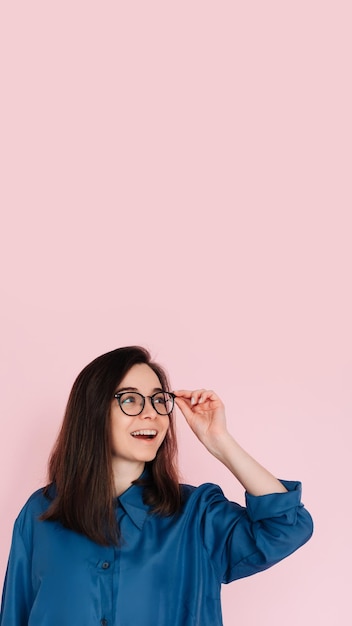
[0,346,313,626]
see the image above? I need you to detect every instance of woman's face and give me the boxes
[110,363,170,471]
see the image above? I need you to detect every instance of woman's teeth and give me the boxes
[131,430,157,438]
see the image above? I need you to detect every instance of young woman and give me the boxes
[0,346,313,626]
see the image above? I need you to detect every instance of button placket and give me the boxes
[97,550,114,625]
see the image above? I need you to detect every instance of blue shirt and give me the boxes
[1,478,313,626]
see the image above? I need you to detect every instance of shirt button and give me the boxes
[102,561,110,569]
[101,619,108,626]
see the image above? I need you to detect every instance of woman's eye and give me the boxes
[154,395,166,405]
[122,396,136,404]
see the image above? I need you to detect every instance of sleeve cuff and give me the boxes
[245,480,303,523]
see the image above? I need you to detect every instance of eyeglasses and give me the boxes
[113,391,176,416]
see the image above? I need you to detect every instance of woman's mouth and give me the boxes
[130,429,158,440]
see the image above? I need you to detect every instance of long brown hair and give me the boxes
[41,346,181,545]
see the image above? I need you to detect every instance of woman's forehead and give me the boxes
[118,363,162,389]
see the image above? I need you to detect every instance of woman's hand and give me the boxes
[173,389,230,454]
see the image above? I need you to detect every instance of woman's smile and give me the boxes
[130,429,158,439]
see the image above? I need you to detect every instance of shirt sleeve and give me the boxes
[0,522,33,626]
[198,480,313,583]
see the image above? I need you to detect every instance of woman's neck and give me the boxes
[111,459,145,496]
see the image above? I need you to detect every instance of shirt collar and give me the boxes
[117,472,150,531]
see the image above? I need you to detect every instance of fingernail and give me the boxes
[191,397,195,405]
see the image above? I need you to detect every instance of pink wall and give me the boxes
[1,2,351,624]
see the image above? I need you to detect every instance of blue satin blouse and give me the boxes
[1,478,313,626]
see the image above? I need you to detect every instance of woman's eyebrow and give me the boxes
[115,386,164,393]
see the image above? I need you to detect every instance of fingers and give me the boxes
[173,389,218,406]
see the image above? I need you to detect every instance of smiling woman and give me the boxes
[0,346,313,626]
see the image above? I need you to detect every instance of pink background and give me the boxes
[0,2,351,624]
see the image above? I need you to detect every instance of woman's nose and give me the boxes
[140,398,158,418]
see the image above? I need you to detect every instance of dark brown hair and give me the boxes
[41,346,181,545]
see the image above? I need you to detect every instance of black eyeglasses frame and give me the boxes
[113,391,176,416]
